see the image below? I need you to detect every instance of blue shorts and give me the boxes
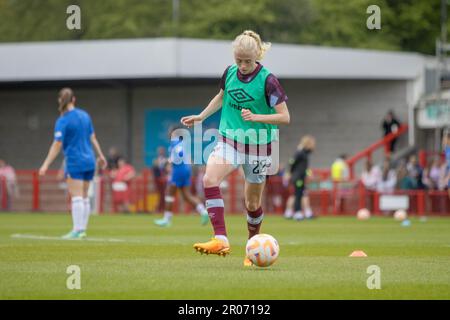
[170,167,191,188]
[65,169,95,181]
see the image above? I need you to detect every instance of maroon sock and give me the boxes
[247,206,263,239]
[204,186,226,236]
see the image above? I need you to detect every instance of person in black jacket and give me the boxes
[284,135,316,220]
[381,110,401,153]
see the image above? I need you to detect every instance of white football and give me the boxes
[357,208,371,220]
[394,209,408,221]
[246,234,279,267]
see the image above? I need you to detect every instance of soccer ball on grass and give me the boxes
[246,234,279,267]
[356,208,371,220]
[394,209,408,221]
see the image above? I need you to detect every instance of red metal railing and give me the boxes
[32,171,40,211]
[310,124,409,180]
[5,166,449,215]
[346,124,408,179]
[262,175,449,216]
[1,176,7,210]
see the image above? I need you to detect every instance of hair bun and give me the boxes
[233,30,271,61]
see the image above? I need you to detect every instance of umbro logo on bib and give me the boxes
[228,89,255,103]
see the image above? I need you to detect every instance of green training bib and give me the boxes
[219,64,278,145]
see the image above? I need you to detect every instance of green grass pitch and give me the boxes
[0,213,449,299]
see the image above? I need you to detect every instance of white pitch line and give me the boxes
[10,233,129,243]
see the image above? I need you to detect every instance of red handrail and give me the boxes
[346,124,408,178]
[310,124,408,180]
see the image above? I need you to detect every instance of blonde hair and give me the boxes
[298,135,315,150]
[58,87,75,113]
[232,30,271,61]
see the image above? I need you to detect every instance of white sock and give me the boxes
[293,211,304,220]
[164,211,173,221]
[304,208,313,218]
[196,203,208,216]
[284,209,294,218]
[215,235,229,244]
[71,196,84,232]
[82,198,90,231]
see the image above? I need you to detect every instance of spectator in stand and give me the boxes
[438,159,448,190]
[361,159,381,191]
[331,154,349,182]
[406,154,424,189]
[376,159,397,193]
[396,159,416,190]
[422,158,442,190]
[152,146,169,213]
[0,159,19,211]
[110,157,136,213]
[381,110,401,154]
[107,147,122,170]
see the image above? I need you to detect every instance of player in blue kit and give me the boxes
[39,88,107,239]
[154,126,209,227]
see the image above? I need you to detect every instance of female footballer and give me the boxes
[39,88,107,239]
[283,135,316,221]
[154,126,209,227]
[181,30,290,266]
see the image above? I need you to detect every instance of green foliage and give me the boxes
[385,0,443,54]
[300,0,400,51]
[0,0,447,54]
[178,0,313,44]
[0,0,173,41]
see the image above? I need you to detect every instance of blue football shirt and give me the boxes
[54,108,96,172]
[169,138,190,171]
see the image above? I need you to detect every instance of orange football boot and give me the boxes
[193,238,230,256]
[243,256,253,267]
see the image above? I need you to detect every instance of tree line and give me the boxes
[0,0,447,55]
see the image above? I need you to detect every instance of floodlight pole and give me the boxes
[173,0,180,38]
[437,0,447,94]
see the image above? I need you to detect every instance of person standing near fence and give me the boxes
[39,88,107,239]
[110,157,136,213]
[284,135,316,221]
[331,154,349,182]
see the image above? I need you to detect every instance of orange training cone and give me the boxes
[349,250,368,257]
